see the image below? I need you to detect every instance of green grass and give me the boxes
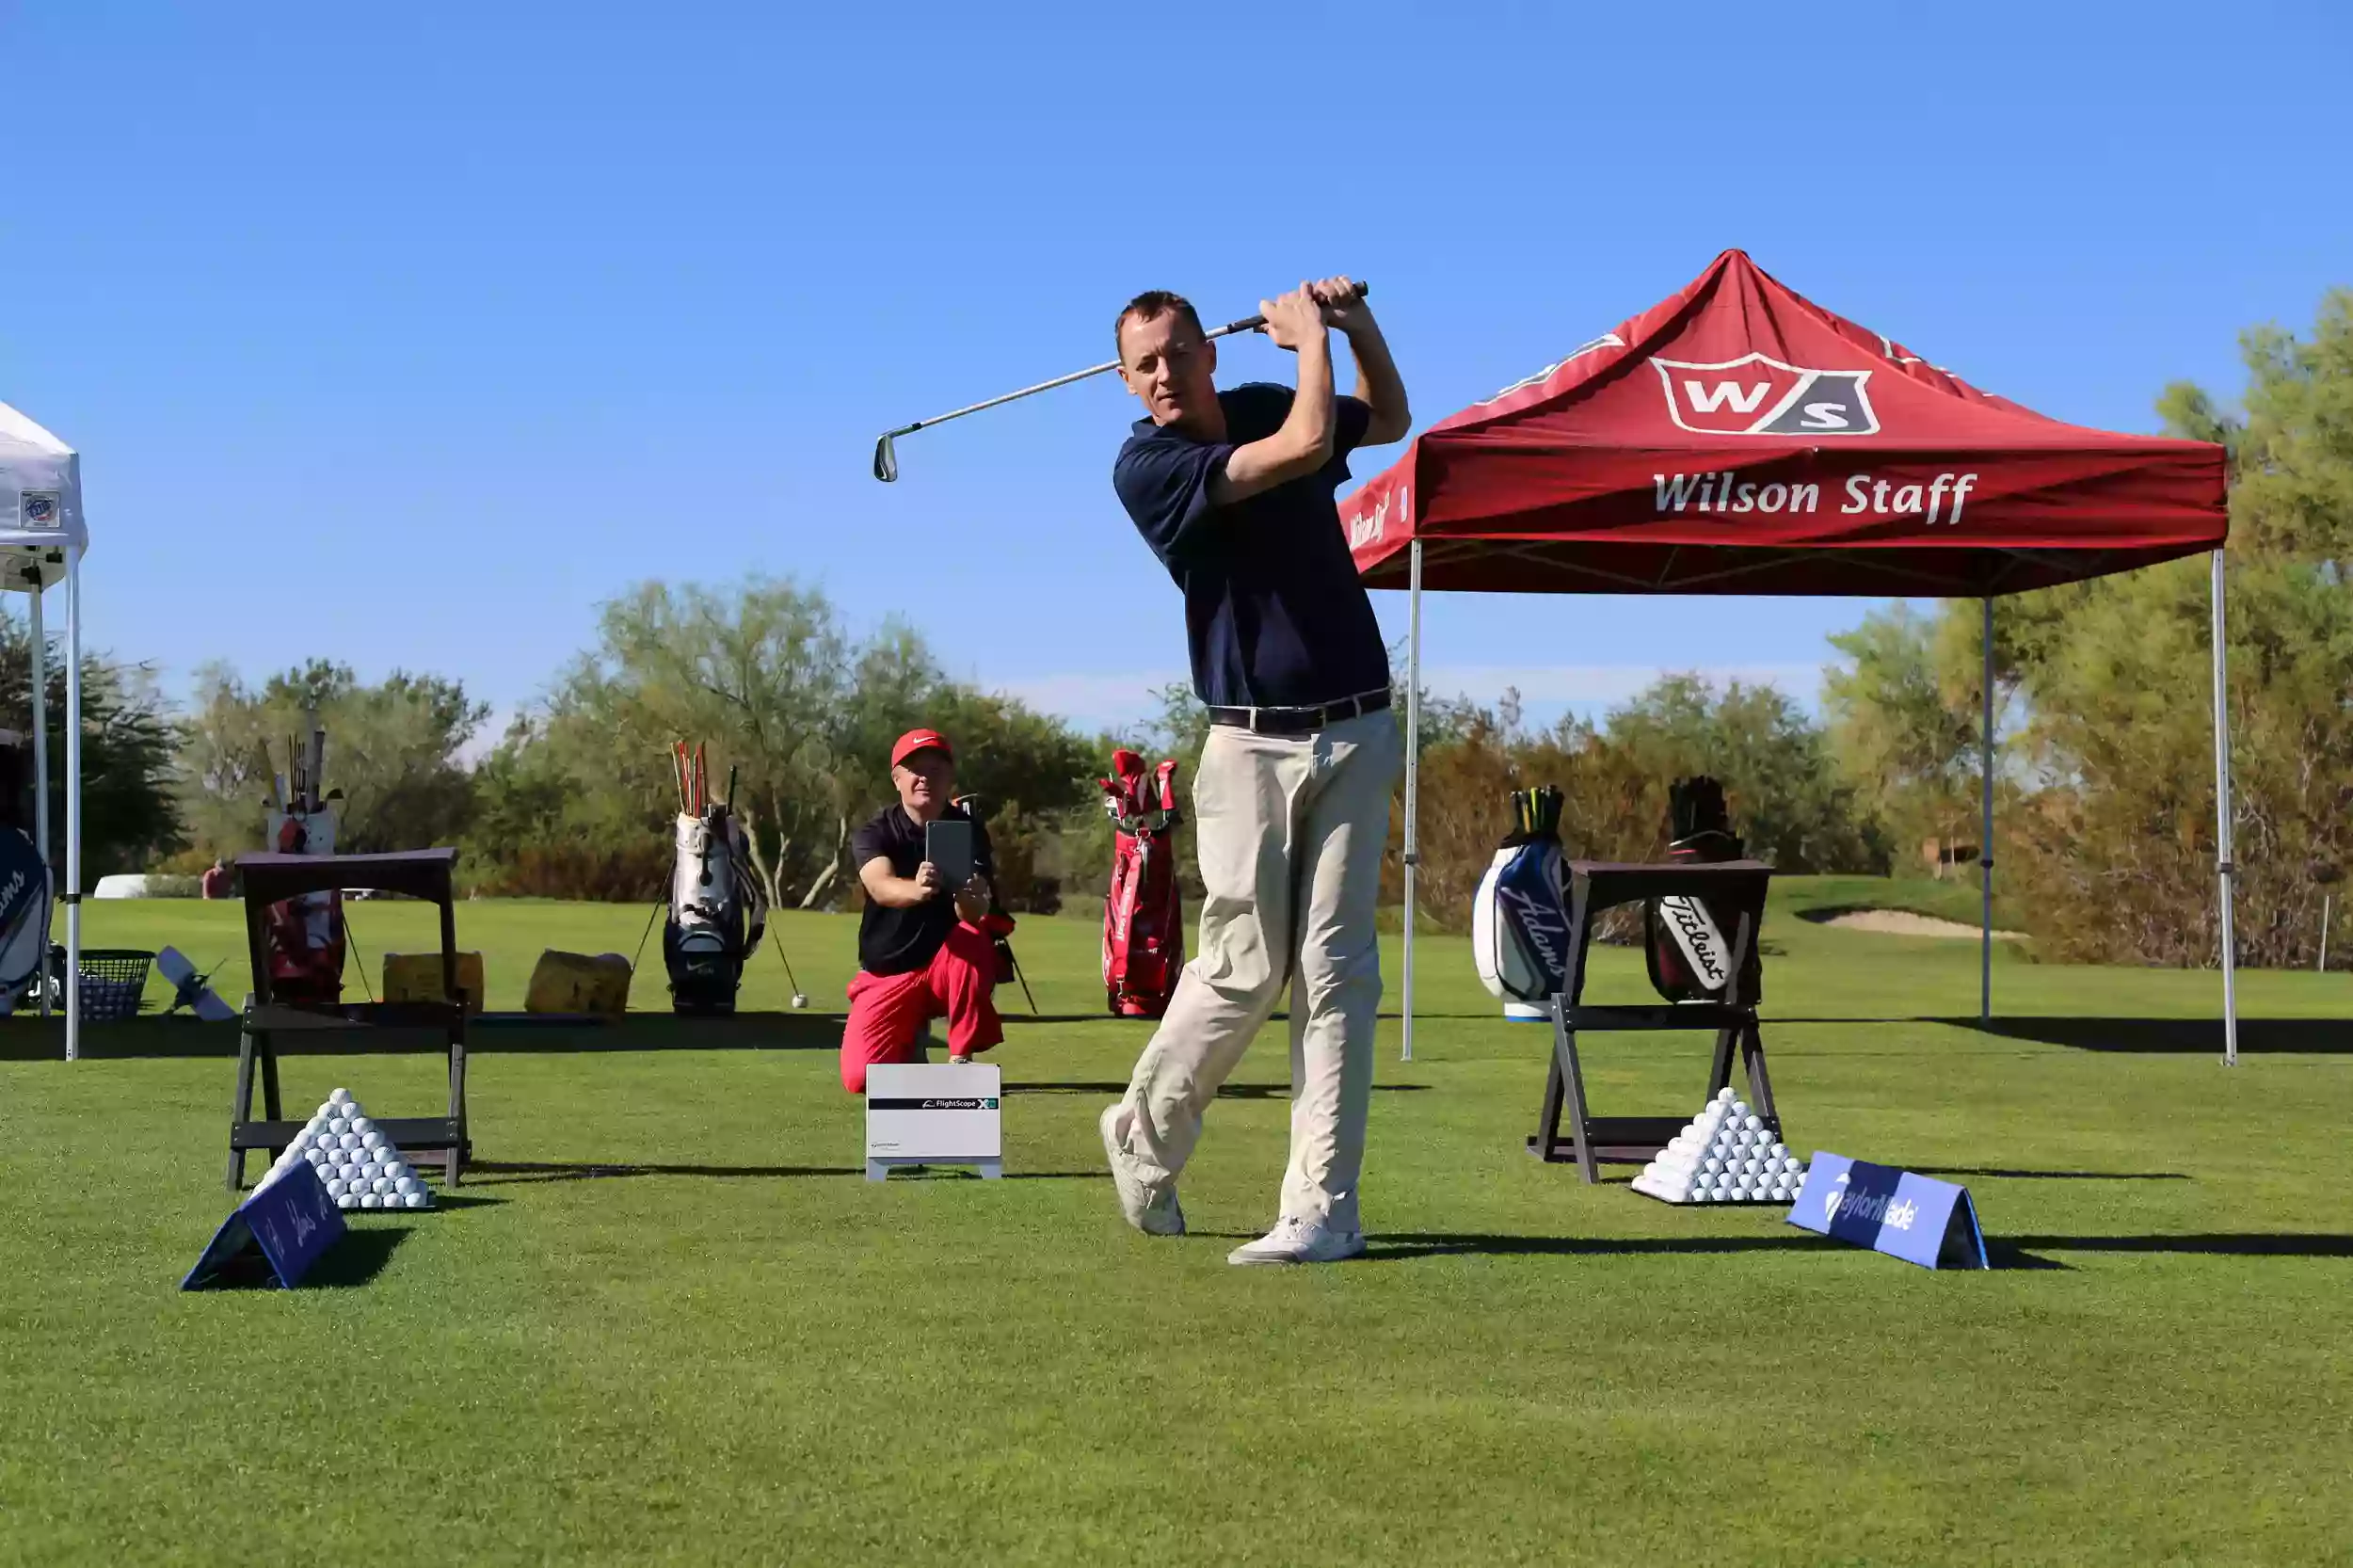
[3,881,2349,1565]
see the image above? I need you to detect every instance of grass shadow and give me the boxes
[1003,1080,1430,1099]
[298,1225,409,1288]
[2006,1232,2353,1258]
[1915,1166,2191,1182]
[1938,1016,2352,1054]
[467,1160,864,1184]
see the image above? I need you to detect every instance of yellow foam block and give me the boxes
[526,950,632,1017]
[382,950,485,1014]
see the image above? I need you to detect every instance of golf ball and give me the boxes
[350,1115,373,1134]
[335,1194,356,1210]
[1703,1157,1721,1174]
[373,1176,393,1195]
[1717,1088,1736,1103]
[404,1191,429,1209]
[304,1147,328,1165]
[360,1192,380,1209]
[1730,1099,1750,1117]
[1743,1114,1762,1132]
[1769,1143,1789,1161]
[336,1132,358,1151]
[325,1177,347,1197]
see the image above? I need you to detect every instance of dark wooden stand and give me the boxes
[225,849,472,1192]
[1529,859,1778,1183]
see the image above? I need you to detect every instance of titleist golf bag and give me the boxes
[1643,776,1751,1002]
[264,719,346,1006]
[1473,786,1574,1008]
[664,744,767,1015]
[1100,749,1183,1017]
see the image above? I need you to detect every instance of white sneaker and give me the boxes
[1098,1104,1184,1236]
[1227,1215,1365,1266]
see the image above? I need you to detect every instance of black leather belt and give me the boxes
[1207,689,1391,738]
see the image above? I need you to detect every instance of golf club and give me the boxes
[872,282,1368,481]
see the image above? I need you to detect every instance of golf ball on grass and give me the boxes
[405,1191,429,1209]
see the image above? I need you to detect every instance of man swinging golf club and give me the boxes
[1101,276,1409,1265]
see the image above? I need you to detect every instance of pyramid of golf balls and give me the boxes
[1630,1088,1808,1207]
[259,1087,434,1210]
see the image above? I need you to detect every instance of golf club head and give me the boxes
[872,431,899,483]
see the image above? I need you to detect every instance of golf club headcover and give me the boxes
[1644,776,1748,1002]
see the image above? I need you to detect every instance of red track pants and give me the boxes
[840,922,1004,1094]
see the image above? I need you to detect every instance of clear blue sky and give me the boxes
[6,1,2348,740]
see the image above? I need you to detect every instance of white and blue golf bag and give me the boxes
[1473,786,1573,1020]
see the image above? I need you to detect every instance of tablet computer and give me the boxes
[924,817,976,890]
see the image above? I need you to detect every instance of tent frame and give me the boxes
[1395,545,2239,1067]
[13,550,86,1058]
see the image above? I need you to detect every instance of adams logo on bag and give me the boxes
[1652,353,1879,437]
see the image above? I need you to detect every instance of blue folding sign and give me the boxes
[183,1161,347,1290]
[1785,1152,1988,1271]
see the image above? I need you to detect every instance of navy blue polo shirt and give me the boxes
[1113,383,1391,710]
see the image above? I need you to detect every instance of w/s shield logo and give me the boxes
[1652,353,1879,437]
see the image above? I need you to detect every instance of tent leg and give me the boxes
[26,574,47,1023]
[1401,540,1423,1064]
[65,551,82,1065]
[2211,549,2237,1066]
[1980,596,1994,1026]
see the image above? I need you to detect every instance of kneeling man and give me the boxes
[840,728,1005,1093]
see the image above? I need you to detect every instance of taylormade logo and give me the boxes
[1823,1171,1918,1231]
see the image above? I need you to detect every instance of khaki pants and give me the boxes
[1106,708,1401,1231]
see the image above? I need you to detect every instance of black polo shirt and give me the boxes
[850,802,997,975]
[1113,383,1391,710]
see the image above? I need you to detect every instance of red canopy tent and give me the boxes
[1341,250,2241,1060]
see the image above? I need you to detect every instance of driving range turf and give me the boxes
[3,879,2347,1565]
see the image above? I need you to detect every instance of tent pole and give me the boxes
[65,551,82,1065]
[2211,549,2237,1066]
[1401,540,1423,1064]
[26,571,48,1023]
[1980,596,1994,1026]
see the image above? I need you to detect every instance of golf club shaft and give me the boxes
[874,282,1367,480]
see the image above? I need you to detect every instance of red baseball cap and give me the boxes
[890,728,953,767]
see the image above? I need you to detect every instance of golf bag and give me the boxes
[0,734,45,1013]
[264,723,346,1006]
[1473,786,1574,1005]
[664,802,767,1016]
[1643,776,1749,1002]
[1100,749,1183,1018]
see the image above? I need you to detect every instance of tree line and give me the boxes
[14,287,2348,969]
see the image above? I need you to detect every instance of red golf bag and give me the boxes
[1101,749,1184,1017]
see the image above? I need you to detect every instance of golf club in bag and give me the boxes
[1643,776,1750,1002]
[1472,786,1574,1017]
[1100,749,1184,1018]
[872,283,1366,482]
[664,745,768,1016]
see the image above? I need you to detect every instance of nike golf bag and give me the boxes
[1473,786,1574,1012]
[1643,776,1752,1003]
[664,801,767,1016]
[1100,749,1183,1018]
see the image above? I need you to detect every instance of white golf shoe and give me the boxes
[1099,1104,1184,1236]
[1227,1215,1366,1267]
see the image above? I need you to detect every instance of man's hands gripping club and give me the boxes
[1211,277,1409,505]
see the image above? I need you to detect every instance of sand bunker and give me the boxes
[1821,909,2025,940]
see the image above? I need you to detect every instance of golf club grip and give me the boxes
[1213,281,1369,339]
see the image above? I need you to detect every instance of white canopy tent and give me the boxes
[0,402,88,1060]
